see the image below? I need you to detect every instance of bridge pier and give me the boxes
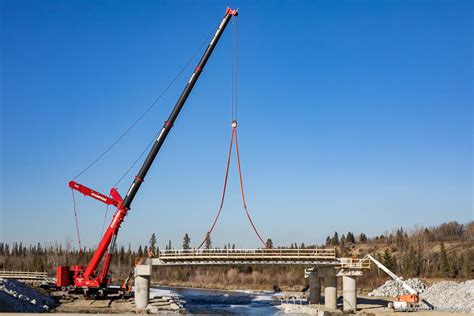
[342,275,356,312]
[337,269,362,312]
[308,271,321,304]
[134,264,151,309]
[318,267,337,310]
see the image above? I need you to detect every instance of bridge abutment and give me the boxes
[337,269,362,312]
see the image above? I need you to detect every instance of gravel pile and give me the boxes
[0,278,56,312]
[368,278,427,297]
[418,280,474,313]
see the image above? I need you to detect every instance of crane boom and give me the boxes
[122,7,238,209]
[58,7,239,293]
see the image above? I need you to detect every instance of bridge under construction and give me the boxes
[152,248,368,268]
[133,248,372,312]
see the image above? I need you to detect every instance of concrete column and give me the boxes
[134,264,151,309]
[308,271,321,304]
[324,275,337,309]
[343,275,357,312]
[318,267,337,310]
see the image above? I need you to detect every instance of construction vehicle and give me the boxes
[363,254,419,311]
[56,7,239,297]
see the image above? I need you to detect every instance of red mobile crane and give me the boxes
[56,7,239,296]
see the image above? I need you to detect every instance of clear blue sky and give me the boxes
[1,0,472,250]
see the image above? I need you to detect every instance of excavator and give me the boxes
[56,7,239,297]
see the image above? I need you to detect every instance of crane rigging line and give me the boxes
[71,189,83,257]
[70,28,214,257]
[113,131,160,188]
[72,30,214,181]
[197,129,235,249]
[198,16,267,249]
[234,129,266,247]
[197,124,267,249]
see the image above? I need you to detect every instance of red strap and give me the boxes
[234,129,267,247]
[198,126,267,249]
[198,128,235,249]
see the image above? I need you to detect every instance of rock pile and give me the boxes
[368,278,427,297]
[369,278,474,313]
[418,280,474,313]
[0,278,56,312]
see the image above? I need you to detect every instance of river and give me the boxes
[151,286,284,314]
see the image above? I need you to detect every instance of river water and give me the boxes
[151,286,283,314]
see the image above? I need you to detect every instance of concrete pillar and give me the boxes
[319,267,337,310]
[343,275,357,312]
[134,264,151,309]
[308,271,321,304]
[324,275,337,309]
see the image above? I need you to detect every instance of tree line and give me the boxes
[0,221,471,286]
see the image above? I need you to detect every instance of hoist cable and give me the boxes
[235,17,238,120]
[72,31,214,181]
[231,19,235,120]
[231,17,239,121]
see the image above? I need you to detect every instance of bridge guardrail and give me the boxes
[157,248,337,261]
[0,270,50,280]
[339,258,371,269]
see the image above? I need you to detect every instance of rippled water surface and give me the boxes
[151,286,282,315]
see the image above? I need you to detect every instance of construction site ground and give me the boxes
[279,294,469,315]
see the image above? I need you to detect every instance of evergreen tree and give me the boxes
[332,232,339,246]
[137,245,143,258]
[359,233,368,243]
[127,243,133,265]
[265,238,273,249]
[149,233,157,257]
[183,233,191,250]
[382,248,395,272]
[168,240,172,250]
[346,232,355,243]
[340,234,346,245]
[325,236,331,247]
[232,243,236,250]
[396,228,406,249]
